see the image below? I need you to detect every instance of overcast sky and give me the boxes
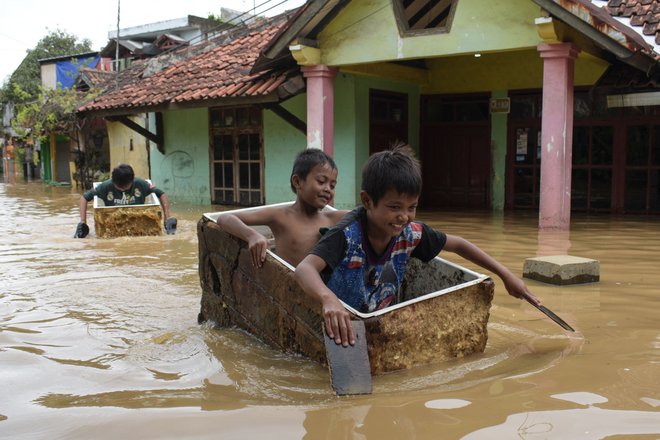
[0,0,306,84]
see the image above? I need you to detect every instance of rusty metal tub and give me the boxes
[198,204,494,375]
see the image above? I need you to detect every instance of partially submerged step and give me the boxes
[523,255,600,285]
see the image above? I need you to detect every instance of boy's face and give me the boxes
[113,181,133,192]
[361,189,419,239]
[293,163,338,208]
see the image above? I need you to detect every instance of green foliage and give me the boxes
[206,13,225,23]
[13,86,101,139]
[1,29,92,104]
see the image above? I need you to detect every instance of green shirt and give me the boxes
[83,178,164,206]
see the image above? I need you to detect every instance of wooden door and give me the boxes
[421,124,491,208]
[369,90,408,153]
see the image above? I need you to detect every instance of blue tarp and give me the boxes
[55,56,100,89]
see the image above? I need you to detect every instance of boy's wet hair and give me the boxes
[112,163,135,187]
[290,148,337,193]
[361,141,421,204]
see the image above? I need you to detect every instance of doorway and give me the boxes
[420,95,491,208]
[369,90,408,153]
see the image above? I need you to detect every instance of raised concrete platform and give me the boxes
[523,255,600,285]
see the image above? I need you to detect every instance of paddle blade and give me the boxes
[537,304,575,332]
[522,292,575,332]
[323,320,372,395]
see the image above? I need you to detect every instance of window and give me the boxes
[209,107,263,206]
[393,0,457,35]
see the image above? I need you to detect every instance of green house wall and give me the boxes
[150,108,211,205]
[263,94,308,204]
[144,0,615,210]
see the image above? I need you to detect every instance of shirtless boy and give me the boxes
[217,149,348,267]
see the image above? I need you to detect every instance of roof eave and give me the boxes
[532,0,659,76]
[78,93,283,119]
[252,0,349,74]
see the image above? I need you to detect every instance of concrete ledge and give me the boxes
[523,255,600,285]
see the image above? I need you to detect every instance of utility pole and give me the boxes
[115,0,120,84]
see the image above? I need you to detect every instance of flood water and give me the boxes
[1,179,659,440]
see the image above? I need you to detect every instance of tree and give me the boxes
[0,29,92,104]
[13,85,103,187]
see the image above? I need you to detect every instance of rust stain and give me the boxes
[555,0,652,53]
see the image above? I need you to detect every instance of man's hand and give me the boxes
[74,222,89,238]
[164,217,177,235]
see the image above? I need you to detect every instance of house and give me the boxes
[102,15,223,71]
[79,11,305,205]
[38,52,112,184]
[78,0,660,227]
[95,12,251,183]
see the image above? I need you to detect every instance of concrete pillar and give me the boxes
[537,43,580,230]
[301,65,337,156]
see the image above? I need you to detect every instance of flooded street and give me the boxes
[1,180,659,440]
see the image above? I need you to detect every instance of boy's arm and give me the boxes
[79,195,89,223]
[329,209,350,223]
[217,211,273,268]
[158,193,171,220]
[294,254,355,347]
[443,234,541,306]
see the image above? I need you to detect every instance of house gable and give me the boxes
[317,0,542,66]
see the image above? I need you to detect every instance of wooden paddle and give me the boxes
[323,320,372,395]
[522,292,575,332]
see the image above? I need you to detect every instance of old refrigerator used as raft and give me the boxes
[198,203,495,375]
[92,180,164,238]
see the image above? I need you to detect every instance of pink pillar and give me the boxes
[301,65,337,156]
[537,43,580,230]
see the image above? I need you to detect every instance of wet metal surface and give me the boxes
[1,180,659,439]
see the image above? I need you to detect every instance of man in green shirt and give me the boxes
[75,163,175,238]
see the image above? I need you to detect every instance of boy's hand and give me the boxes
[322,296,355,347]
[503,274,541,306]
[74,222,89,238]
[164,217,177,235]
[247,233,269,268]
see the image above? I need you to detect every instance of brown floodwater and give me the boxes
[1,179,659,440]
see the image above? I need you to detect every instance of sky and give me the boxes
[0,0,306,84]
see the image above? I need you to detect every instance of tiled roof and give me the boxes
[79,16,299,114]
[76,68,115,89]
[604,0,660,45]
[540,0,659,62]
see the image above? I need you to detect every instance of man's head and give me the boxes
[361,142,421,205]
[111,164,135,190]
[290,149,337,193]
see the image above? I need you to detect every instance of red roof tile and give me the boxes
[606,0,660,45]
[79,16,299,114]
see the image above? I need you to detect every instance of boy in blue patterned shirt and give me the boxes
[294,143,540,346]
